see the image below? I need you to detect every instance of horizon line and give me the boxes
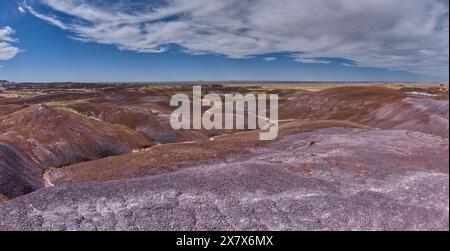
[2,80,448,85]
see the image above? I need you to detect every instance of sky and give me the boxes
[0,0,448,83]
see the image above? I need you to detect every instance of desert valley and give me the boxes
[0,81,448,230]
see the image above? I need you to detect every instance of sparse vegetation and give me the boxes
[52,105,103,122]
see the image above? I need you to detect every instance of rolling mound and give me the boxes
[65,102,209,144]
[279,86,448,137]
[62,87,259,143]
[0,104,154,199]
[43,119,374,185]
[0,91,106,106]
[279,86,406,120]
[357,97,449,138]
[0,104,154,168]
[0,104,27,117]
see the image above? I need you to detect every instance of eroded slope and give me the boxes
[0,128,447,230]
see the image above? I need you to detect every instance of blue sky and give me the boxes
[0,0,448,83]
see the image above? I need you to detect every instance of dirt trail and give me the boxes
[42,170,55,188]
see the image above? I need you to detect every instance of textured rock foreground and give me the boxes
[0,129,448,231]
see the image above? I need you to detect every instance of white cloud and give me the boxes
[263,57,276,62]
[18,6,26,13]
[295,58,331,64]
[0,26,20,61]
[293,54,331,64]
[26,0,449,77]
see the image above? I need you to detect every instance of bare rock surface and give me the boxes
[0,141,43,198]
[0,128,447,230]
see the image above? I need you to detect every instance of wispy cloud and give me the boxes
[341,63,358,67]
[0,26,20,61]
[24,0,449,77]
[23,3,67,29]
